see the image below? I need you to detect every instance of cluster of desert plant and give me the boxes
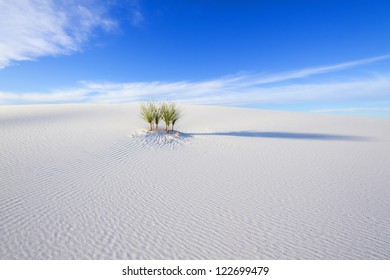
[139,101,182,132]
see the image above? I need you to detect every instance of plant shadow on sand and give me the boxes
[190,131,371,141]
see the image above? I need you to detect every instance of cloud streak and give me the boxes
[232,54,390,86]
[0,0,116,68]
[1,56,390,116]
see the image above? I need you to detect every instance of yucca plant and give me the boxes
[140,101,182,132]
[139,101,158,131]
[171,105,182,131]
[160,102,173,132]
[154,103,161,130]
[161,101,182,132]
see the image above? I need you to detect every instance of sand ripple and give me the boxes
[1,104,390,259]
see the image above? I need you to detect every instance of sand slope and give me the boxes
[1,104,389,259]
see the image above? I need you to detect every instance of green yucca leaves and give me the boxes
[161,102,173,132]
[139,101,158,131]
[171,105,182,131]
[154,103,162,130]
[161,101,182,132]
[139,101,182,132]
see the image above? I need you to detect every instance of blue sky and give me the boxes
[1,0,390,117]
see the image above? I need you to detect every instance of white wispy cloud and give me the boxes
[1,72,390,107]
[0,0,116,68]
[233,54,390,86]
[131,6,144,27]
[1,56,390,110]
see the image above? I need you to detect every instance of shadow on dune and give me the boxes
[190,131,371,141]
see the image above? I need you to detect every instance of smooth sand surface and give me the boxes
[1,104,389,259]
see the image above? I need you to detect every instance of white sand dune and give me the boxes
[1,104,389,259]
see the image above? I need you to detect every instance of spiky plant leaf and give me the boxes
[160,102,173,132]
[139,101,158,131]
[154,103,161,130]
[171,105,182,131]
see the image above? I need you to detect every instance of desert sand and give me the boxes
[0,104,389,259]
